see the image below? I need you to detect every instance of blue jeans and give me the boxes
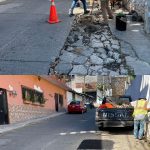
[134,120,145,139]
[71,0,87,12]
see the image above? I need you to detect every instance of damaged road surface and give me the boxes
[50,13,134,75]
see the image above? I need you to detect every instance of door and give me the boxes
[54,93,59,112]
[0,88,9,124]
[59,94,64,111]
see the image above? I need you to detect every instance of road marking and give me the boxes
[89,130,96,133]
[60,133,67,135]
[70,132,77,135]
[80,131,87,134]
[59,130,101,136]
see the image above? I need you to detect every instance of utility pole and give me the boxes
[102,76,104,97]
[83,75,85,94]
[83,76,86,102]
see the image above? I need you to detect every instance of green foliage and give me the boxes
[97,83,107,91]
[22,86,45,105]
[116,12,125,17]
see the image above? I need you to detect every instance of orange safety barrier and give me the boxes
[48,0,61,24]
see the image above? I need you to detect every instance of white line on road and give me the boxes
[60,133,67,135]
[70,132,77,135]
[59,130,100,135]
[89,131,96,133]
[80,131,87,134]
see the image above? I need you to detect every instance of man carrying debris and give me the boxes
[99,97,116,108]
[100,0,113,23]
[132,98,150,140]
[69,0,90,17]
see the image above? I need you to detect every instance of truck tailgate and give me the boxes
[97,108,134,121]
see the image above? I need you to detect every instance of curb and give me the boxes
[0,112,65,134]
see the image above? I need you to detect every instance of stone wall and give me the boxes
[97,76,127,96]
[8,104,51,123]
[146,122,150,143]
[129,0,146,18]
[128,0,150,33]
[111,77,127,96]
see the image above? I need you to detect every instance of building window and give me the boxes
[21,86,45,104]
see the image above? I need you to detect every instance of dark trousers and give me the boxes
[71,0,87,12]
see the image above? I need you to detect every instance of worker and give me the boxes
[69,0,90,17]
[76,0,80,7]
[133,98,149,140]
[99,0,113,23]
[99,97,115,108]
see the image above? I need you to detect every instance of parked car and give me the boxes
[68,101,87,114]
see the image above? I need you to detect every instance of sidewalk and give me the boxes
[109,14,150,74]
[0,112,65,134]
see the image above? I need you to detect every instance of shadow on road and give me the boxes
[100,127,133,135]
[77,139,114,150]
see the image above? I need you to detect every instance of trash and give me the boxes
[116,14,127,31]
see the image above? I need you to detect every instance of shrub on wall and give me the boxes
[22,86,45,105]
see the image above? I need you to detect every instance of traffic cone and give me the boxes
[48,0,60,24]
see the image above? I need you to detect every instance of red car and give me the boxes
[68,101,87,114]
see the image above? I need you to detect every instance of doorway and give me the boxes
[54,93,59,112]
[54,93,64,112]
[0,88,9,125]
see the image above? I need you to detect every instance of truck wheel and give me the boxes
[127,126,134,131]
[98,126,103,130]
[98,124,103,130]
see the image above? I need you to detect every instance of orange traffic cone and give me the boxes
[48,0,60,24]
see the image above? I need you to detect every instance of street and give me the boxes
[0,0,150,75]
[0,0,72,74]
[0,109,149,150]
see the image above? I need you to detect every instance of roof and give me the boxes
[40,75,72,91]
[40,76,95,99]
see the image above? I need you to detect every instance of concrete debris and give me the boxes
[50,12,132,75]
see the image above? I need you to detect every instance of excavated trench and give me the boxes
[49,12,133,75]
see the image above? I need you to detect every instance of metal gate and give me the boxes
[0,88,9,125]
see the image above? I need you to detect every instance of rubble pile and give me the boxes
[107,96,133,108]
[114,100,133,108]
[115,103,133,108]
[50,13,132,75]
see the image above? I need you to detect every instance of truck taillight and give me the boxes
[95,111,99,120]
[96,111,98,116]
